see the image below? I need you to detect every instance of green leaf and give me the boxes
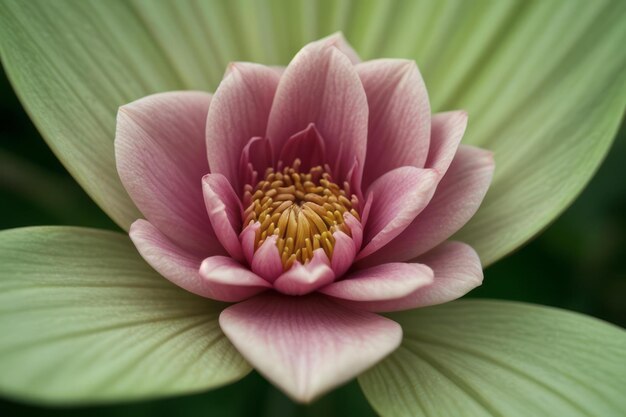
[359,300,626,417]
[0,227,250,404]
[1,0,625,262]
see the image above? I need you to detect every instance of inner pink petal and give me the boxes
[278,123,326,172]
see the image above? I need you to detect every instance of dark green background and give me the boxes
[1,63,624,416]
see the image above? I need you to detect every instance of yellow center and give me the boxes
[243,159,360,269]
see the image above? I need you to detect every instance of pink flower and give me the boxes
[115,34,494,402]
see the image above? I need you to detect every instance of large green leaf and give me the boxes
[1,0,625,263]
[359,300,626,417]
[0,227,250,404]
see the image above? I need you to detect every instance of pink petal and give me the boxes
[267,41,368,183]
[331,231,356,277]
[357,167,438,261]
[198,256,271,302]
[219,293,401,402]
[357,59,431,187]
[344,212,364,253]
[273,249,335,295]
[202,174,244,261]
[129,220,212,299]
[425,111,468,174]
[359,145,494,266]
[206,63,280,189]
[240,222,260,265]
[239,136,273,186]
[278,123,326,171]
[116,92,222,257]
[250,236,283,282]
[310,32,361,64]
[319,262,433,312]
[388,241,484,310]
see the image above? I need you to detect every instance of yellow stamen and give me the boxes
[243,160,360,269]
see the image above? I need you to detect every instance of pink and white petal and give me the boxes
[357,167,438,261]
[267,42,368,183]
[206,63,280,189]
[359,145,494,266]
[273,249,335,295]
[357,59,431,188]
[129,220,212,299]
[240,222,260,266]
[219,293,401,403]
[331,231,356,277]
[425,111,469,175]
[250,236,283,282]
[116,92,222,257]
[310,32,361,65]
[239,136,273,186]
[319,262,433,311]
[356,242,482,312]
[278,123,326,171]
[199,256,271,302]
[202,174,244,261]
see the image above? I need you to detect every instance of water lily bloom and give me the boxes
[115,34,494,402]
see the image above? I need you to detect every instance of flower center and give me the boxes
[243,159,360,270]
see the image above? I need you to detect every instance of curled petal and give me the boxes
[199,256,271,302]
[360,145,494,266]
[278,123,326,171]
[219,293,401,403]
[250,236,283,282]
[273,249,335,295]
[202,174,244,261]
[358,167,438,261]
[319,263,433,312]
[425,111,468,175]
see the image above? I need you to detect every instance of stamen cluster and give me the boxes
[243,159,360,269]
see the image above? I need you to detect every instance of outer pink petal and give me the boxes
[202,174,244,261]
[310,32,361,64]
[198,256,271,302]
[357,59,431,187]
[267,41,368,183]
[206,63,281,189]
[357,167,438,261]
[116,92,222,257]
[219,293,401,402]
[359,145,494,266]
[335,242,482,312]
[273,249,335,295]
[319,263,433,309]
[425,111,468,175]
[129,220,212,299]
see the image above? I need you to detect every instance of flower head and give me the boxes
[115,33,494,402]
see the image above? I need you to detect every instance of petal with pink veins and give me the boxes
[383,241,484,310]
[219,293,401,402]
[357,59,431,188]
[319,262,433,313]
[129,220,215,299]
[331,231,356,277]
[198,256,271,302]
[359,145,494,266]
[250,236,283,282]
[206,63,280,189]
[425,111,469,175]
[310,32,361,65]
[357,167,438,261]
[239,136,273,186]
[202,174,244,261]
[278,123,326,171]
[116,92,222,257]
[267,41,368,183]
[240,222,260,265]
[273,249,335,295]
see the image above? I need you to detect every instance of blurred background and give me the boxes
[1,57,624,416]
